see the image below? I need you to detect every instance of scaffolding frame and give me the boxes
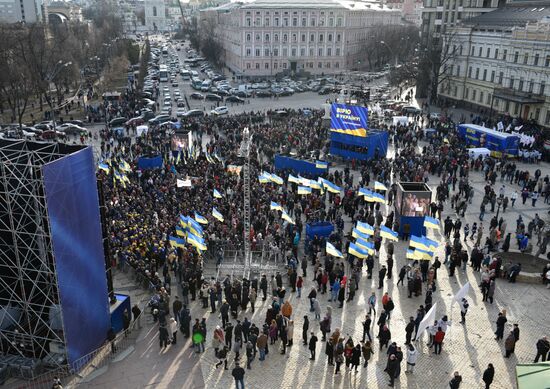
[0,140,80,368]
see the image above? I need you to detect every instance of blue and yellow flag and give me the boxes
[316,160,328,169]
[380,226,398,241]
[187,232,207,251]
[319,178,341,194]
[374,181,387,191]
[169,236,186,249]
[348,242,369,259]
[212,207,224,222]
[423,216,440,230]
[179,214,188,228]
[281,210,295,225]
[258,173,271,183]
[410,235,429,251]
[187,217,204,236]
[371,193,387,204]
[213,189,223,199]
[270,173,284,185]
[326,242,343,258]
[356,238,374,254]
[415,248,434,260]
[270,201,282,211]
[119,160,131,172]
[424,236,439,251]
[194,212,208,225]
[356,221,375,235]
[406,249,420,260]
[298,186,312,195]
[98,162,110,172]
[175,226,186,237]
[288,174,301,184]
[352,228,370,240]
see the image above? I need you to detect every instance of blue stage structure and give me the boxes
[394,182,432,237]
[274,155,328,176]
[110,294,131,333]
[330,131,388,161]
[457,124,519,157]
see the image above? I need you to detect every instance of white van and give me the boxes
[181,69,191,80]
[201,79,212,92]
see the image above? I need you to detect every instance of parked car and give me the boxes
[148,115,171,125]
[256,90,272,98]
[176,109,187,117]
[402,106,422,115]
[125,117,145,126]
[205,93,223,101]
[57,123,88,135]
[225,95,245,104]
[191,92,204,100]
[109,117,127,127]
[210,106,229,116]
[183,109,205,118]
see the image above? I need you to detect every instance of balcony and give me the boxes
[493,87,546,104]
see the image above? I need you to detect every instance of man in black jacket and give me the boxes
[534,336,550,362]
[378,265,387,289]
[405,317,415,345]
[308,332,318,360]
[231,363,245,389]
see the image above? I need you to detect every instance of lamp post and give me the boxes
[496,197,503,220]
[46,60,72,131]
[380,40,398,67]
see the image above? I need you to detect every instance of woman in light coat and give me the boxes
[286,320,294,346]
[406,344,418,373]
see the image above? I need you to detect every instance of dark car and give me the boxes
[109,117,127,127]
[256,90,272,98]
[225,95,245,103]
[205,93,223,101]
[318,87,332,95]
[401,106,422,115]
[125,117,145,126]
[236,90,252,98]
[191,92,204,100]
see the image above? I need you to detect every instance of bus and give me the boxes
[191,78,203,90]
[159,65,168,82]
[180,69,191,80]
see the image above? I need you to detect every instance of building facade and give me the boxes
[421,0,506,48]
[438,4,550,127]
[386,0,423,26]
[0,0,41,23]
[144,0,182,31]
[200,0,401,78]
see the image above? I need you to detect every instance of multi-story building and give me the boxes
[200,0,401,78]
[0,0,41,23]
[438,3,550,127]
[144,0,182,31]
[386,0,423,26]
[421,0,506,48]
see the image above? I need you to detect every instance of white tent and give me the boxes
[467,147,491,159]
[136,125,148,136]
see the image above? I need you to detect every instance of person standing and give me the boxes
[368,292,377,315]
[449,371,462,389]
[308,332,318,360]
[405,316,415,345]
[302,315,309,345]
[362,340,374,367]
[494,312,507,340]
[433,327,445,355]
[460,298,469,324]
[405,344,418,373]
[231,363,245,389]
[351,344,361,373]
[386,354,398,387]
[505,330,517,357]
[362,314,372,342]
[482,363,495,389]
[378,265,387,289]
[534,336,550,362]
[159,322,169,349]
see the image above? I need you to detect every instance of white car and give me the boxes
[210,106,229,116]
[176,109,187,117]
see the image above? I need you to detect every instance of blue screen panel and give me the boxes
[330,103,368,137]
[42,147,110,364]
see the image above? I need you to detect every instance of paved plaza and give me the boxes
[78,138,550,389]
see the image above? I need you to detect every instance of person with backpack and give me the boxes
[449,371,462,389]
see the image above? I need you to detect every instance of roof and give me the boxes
[463,3,550,26]
[207,0,395,11]
[516,363,550,389]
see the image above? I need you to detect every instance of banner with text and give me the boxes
[330,103,368,137]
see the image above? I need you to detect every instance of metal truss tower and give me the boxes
[239,127,252,278]
[0,140,80,366]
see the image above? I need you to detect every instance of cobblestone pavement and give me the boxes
[86,141,549,389]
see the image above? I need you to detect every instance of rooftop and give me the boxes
[464,2,550,26]
[207,0,395,11]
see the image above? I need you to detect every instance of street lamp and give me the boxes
[496,197,503,220]
[380,40,398,67]
[46,61,72,131]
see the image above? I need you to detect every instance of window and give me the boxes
[283,48,288,57]
[465,88,469,99]
[472,89,477,100]
[274,62,278,69]
[302,17,306,26]
[292,34,297,42]
[283,34,288,43]
[475,68,480,79]
[468,66,472,78]
[275,17,279,26]
[486,93,491,105]
[541,81,546,96]
[301,34,306,42]
[246,18,251,27]
[328,34,333,42]
[503,49,507,61]
[518,79,524,91]
[152,6,157,16]
[291,48,296,57]
[514,51,518,63]
[509,77,514,89]
[283,63,287,69]
[514,103,519,115]
[534,54,539,66]
[264,48,269,56]
[327,48,332,56]
[479,91,484,103]
[246,48,251,57]
[318,48,323,56]
[482,69,486,81]
[319,34,324,42]
[546,110,550,125]
[318,62,322,68]
[265,63,269,69]
[292,17,297,26]
[490,70,495,82]
[255,48,260,57]
[534,108,540,121]
[335,62,339,69]
[329,18,334,26]
[256,63,260,69]
[265,34,270,42]
[456,65,461,76]
[528,80,534,93]
[310,18,315,26]
[524,53,528,64]
[273,48,278,56]
[471,45,475,56]
[265,17,270,26]
[336,17,342,26]
[494,48,499,59]
[545,56,550,67]
[498,72,503,84]
[255,17,260,26]
[284,18,288,26]
[335,48,340,56]
[275,34,279,42]
[309,48,314,56]
[255,34,260,41]
[336,34,341,42]
[478,47,482,56]
[310,34,314,42]
[300,48,305,56]
[326,62,331,68]
[486,48,490,58]
[246,63,251,69]
[246,34,251,42]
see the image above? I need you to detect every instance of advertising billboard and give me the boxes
[457,124,519,157]
[330,103,368,137]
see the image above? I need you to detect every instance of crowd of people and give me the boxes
[92,82,550,389]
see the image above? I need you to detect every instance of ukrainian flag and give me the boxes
[212,207,224,222]
[326,242,343,258]
[281,210,295,225]
[308,179,322,190]
[319,178,341,194]
[316,160,328,169]
[424,236,439,251]
[298,186,312,195]
[179,214,188,228]
[270,201,282,211]
[187,218,204,236]
[358,187,373,198]
[213,189,223,199]
[120,160,132,172]
[288,174,301,184]
[270,173,284,185]
[374,181,388,191]
[98,162,110,172]
[175,226,186,237]
[194,212,208,225]
[348,242,369,259]
[423,216,440,230]
[169,236,186,249]
[187,232,207,251]
[415,248,433,260]
[357,221,375,235]
[380,226,398,241]
[372,193,387,204]
[410,235,430,251]
[258,173,271,183]
[356,238,374,254]
[406,249,419,260]
[352,228,370,240]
